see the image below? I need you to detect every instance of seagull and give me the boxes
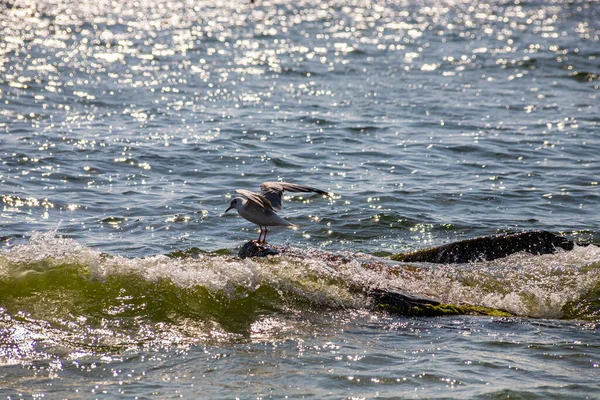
[225,181,330,243]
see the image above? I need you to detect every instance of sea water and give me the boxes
[1,0,599,398]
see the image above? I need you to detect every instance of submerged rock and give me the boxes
[235,240,516,317]
[392,230,575,264]
[233,230,588,317]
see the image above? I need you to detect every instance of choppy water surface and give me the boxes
[1,0,599,398]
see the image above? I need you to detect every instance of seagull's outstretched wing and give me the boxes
[259,182,330,211]
[235,189,275,211]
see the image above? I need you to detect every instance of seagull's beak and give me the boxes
[225,205,233,213]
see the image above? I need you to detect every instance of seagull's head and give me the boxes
[225,197,243,213]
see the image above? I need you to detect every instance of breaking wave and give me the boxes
[1,232,599,362]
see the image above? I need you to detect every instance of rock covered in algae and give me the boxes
[392,230,575,264]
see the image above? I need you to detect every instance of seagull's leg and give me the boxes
[256,226,263,242]
[263,227,268,243]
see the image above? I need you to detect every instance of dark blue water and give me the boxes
[1,0,599,398]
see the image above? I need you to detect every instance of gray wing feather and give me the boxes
[259,182,330,211]
[235,189,275,211]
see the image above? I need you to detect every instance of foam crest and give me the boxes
[1,233,369,310]
[0,232,100,277]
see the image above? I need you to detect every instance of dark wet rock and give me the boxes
[238,240,281,258]
[392,230,574,264]
[369,288,439,314]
